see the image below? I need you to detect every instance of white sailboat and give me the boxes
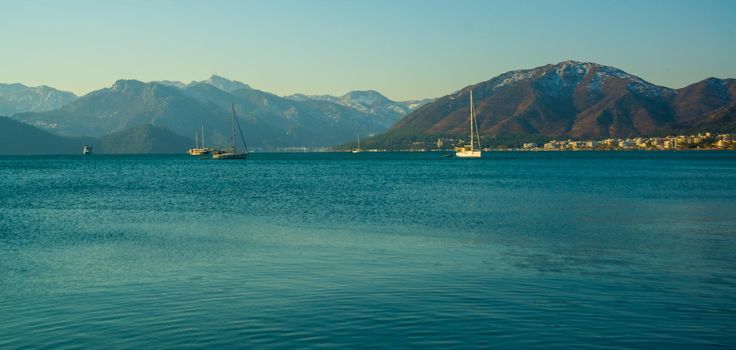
[212,104,248,160]
[352,132,361,153]
[455,90,482,158]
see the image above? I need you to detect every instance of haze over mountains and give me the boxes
[9,75,425,150]
[0,117,191,155]
[366,61,736,148]
[0,117,94,155]
[285,90,431,130]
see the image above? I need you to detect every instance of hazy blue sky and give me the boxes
[2,0,735,100]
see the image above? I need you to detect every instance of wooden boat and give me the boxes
[187,126,211,156]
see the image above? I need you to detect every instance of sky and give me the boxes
[1,0,735,100]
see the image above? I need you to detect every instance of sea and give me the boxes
[1,151,735,349]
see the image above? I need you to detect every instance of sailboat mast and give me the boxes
[195,131,199,148]
[231,104,236,151]
[358,133,360,149]
[201,125,205,148]
[470,91,475,151]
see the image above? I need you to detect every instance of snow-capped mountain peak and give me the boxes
[0,82,78,115]
[485,60,670,98]
[199,75,251,92]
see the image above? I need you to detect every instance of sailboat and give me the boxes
[187,126,211,156]
[212,104,248,160]
[455,90,482,158]
[82,145,92,155]
[352,132,361,153]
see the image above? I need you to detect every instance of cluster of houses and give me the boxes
[526,133,736,151]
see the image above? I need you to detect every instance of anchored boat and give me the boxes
[455,90,482,158]
[187,126,211,156]
[212,104,248,160]
[352,132,361,153]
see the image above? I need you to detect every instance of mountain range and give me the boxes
[0,83,78,116]
[285,90,432,129]
[3,62,735,153]
[9,75,424,150]
[365,61,736,148]
[153,75,252,92]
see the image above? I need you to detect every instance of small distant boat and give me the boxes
[82,145,92,155]
[212,104,248,160]
[187,125,211,156]
[455,90,482,158]
[352,133,361,153]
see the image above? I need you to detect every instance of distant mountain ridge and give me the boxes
[99,124,193,154]
[11,75,411,149]
[0,116,94,155]
[0,83,78,116]
[365,61,736,148]
[285,90,431,129]
[154,75,252,92]
[0,116,193,154]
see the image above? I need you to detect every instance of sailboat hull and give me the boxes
[455,150,481,158]
[187,148,211,156]
[212,152,247,160]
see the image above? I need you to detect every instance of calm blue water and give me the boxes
[1,152,735,349]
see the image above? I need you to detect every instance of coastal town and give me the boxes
[323,132,736,152]
[523,132,736,151]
